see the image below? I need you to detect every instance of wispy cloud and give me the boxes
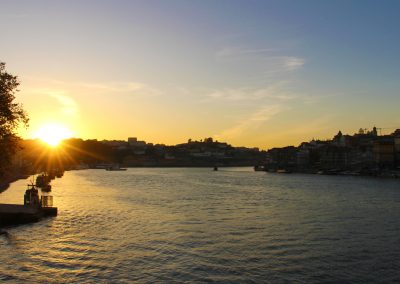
[78,81,161,96]
[49,93,78,116]
[282,56,305,71]
[215,46,305,74]
[206,82,297,102]
[30,88,79,117]
[258,56,306,76]
[214,104,285,140]
[216,47,277,59]
[24,76,162,97]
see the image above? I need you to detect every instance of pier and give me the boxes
[0,204,57,227]
[0,204,41,226]
[0,181,58,227]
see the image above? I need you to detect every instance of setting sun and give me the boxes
[34,123,74,146]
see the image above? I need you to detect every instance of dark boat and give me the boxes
[106,165,127,171]
[254,165,266,171]
[276,169,292,174]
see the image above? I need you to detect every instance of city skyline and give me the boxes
[1,0,400,149]
[21,126,398,151]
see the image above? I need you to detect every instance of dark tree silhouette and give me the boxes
[0,62,29,177]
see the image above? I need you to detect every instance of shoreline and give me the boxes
[0,172,31,194]
[2,166,398,197]
[262,169,400,179]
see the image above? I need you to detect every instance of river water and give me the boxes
[0,168,399,283]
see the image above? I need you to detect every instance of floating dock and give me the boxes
[0,204,57,227]
[0,173,60,227]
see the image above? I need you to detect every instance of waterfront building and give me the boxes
[296,143,311,170]
[393,130,400,168]
[102,140,128,150]
[266,146,297,171]
[318,145,350,170]
[128,137,147,147]
[373,137,395,168]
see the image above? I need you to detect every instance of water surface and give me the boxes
[1,168,399,283]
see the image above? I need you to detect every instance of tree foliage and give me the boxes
[0,62,29,176]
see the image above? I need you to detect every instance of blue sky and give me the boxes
[1,0,399,148]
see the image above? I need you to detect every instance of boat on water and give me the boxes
[0,183,57,227]
[316,169,340,175]
[254,165,266,171]
[105,164,127,171]
[276,169,292,174]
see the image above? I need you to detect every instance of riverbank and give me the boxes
[0,171,32,194]
[263,168,400,179]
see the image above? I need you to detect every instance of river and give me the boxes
[0,168,399,283]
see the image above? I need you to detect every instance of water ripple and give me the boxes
[1,168,400,283]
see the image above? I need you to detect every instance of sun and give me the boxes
[34,123,74,146]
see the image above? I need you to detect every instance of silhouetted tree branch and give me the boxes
[0,62,29,176]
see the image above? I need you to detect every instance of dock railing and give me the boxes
[41,195,53,207]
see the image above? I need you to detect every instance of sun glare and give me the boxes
[34,124,74,146]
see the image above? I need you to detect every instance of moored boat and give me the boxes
[0,183,57,227]
[254,165,267,171]
[105,164,127,171]
[276,169,292,174]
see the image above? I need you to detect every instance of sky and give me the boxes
[1,0,400,149]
